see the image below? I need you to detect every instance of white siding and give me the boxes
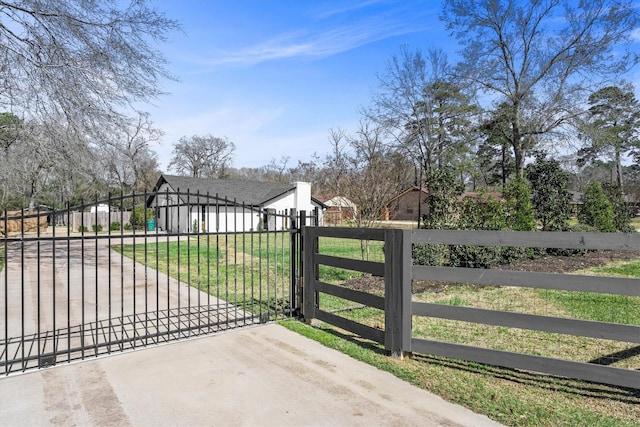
[149,180,322,232]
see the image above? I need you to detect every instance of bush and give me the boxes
[412,244,446,266]
[423,169,464,229]
[450,191,518,268]
[130,206,154,229]
[448,244,503,268]
[578,182,616,232]
[503,177,535,231]
[456,191,505,230]
[123,223,132,231]
[110,221,121,231]
[77,225,88,233]
[91,224,103,233]
[601,183,634,232]
[526,154,571,231]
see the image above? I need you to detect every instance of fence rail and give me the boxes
[303,227,640,389]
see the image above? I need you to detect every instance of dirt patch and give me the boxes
[493,250,640,274]
[341,250,640,295]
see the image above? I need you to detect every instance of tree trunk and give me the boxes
[615,145,624,193]
[513,146,526,179]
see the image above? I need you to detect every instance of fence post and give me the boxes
[301,213,318,322]
[289,208,299,316]
[384,229,412,358]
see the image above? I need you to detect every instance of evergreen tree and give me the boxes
[502,177,535,231]
[526,154,571,231]
[601,183,634,232]
[579,182,616,232]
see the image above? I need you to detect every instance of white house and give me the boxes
[147,175,325,233]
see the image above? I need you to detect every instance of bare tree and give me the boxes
[0,0,179,137]
[368,47,444,174]
[168,135,235,178]
[322,128,350,198]
[326,120,411,229]
[442,0,640,177]
[0,118,94,209]
[99,112,163,192]
[262,156,291,183]
[324,120,411,258]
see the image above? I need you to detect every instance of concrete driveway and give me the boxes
[0,323,501,427]
[1,235,249,372]
[1,232,501,426]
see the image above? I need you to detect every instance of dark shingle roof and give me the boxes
[154,175,297,206]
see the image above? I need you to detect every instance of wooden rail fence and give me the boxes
[303,227,640,389]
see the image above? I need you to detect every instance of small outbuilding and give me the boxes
[382,186,429,221]
[314,195,357,225]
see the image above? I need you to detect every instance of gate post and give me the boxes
[301,216,318,322]
[384,229,412,358]
[289,208,299,316]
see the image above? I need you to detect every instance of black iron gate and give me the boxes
[1,191,314,375]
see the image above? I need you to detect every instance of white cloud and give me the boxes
[631,27,640,42]
[192,4,432,68]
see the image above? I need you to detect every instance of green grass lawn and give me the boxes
[114,232,295,316]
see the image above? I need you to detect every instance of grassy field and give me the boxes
[114,232,295,316]
[117,233,640,426]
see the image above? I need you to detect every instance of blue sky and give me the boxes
[149,0,448,170]
[148,0,640,172]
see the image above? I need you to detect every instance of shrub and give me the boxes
[123,223,132,231]
[456,191,505,230]
[448,244,503,268]
[578,182,616,232]
[526,154,571,231]
[110,221,121,231]
[545,223,596,256]
[130,206,154,229]
[502,177,535,231]
[423,169,464,229]
[450,191,515,268]
[412,244,446,266]
[91,224,103,233]
[77,225,88,233]
[601,183,634,232]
